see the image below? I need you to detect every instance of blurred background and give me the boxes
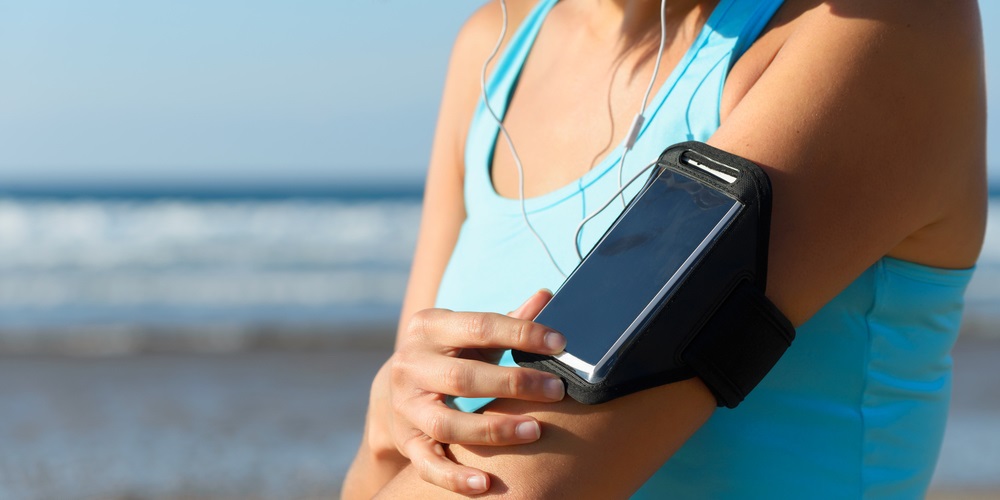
[0,1,997,499]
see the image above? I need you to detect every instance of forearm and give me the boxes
[376,378,716,498]
[342,362,409,499]
[342,426,408,499]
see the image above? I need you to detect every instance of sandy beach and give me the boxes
[0,336,391,500]
[0,328,996,499]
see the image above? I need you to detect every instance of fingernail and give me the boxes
[467,475,488,492]
[515,420,541,440]
[544,332,566,352]
[544,378,565,400]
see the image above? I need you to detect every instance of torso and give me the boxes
[431,1,983,496]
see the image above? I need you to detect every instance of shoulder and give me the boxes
[433,0,540,166]
[762,0,985,223]
[794,0,983,39]
[725,0,986,227]
[756,0,986,138]
[729,0,984,116]
[781,0,983,68]
[771,0,984,100]
[769,0,983,44]
[711,0,986,321]
[397,2,546,332]
[450,0,538,71]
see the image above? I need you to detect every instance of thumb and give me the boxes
[508,289,554,320]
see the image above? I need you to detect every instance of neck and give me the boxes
[563,0,717,62]
[584,0,712,36]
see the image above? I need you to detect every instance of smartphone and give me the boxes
[534,159,743,383]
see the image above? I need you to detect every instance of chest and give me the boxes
[489,2,795,199]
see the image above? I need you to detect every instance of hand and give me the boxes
[388,290,567,495]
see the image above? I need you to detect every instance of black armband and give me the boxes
[513,142,795,408]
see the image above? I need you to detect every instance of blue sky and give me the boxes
[0,1,997,187]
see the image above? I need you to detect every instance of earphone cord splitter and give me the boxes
[481,0,669,278]
[618,0,669,209]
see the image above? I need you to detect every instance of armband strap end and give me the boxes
[681,282,795,408]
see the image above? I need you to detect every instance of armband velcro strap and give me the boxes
[681,281,795,408]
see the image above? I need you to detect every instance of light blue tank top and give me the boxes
[435,0,975,497]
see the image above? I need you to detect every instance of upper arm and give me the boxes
[711,0,986,325]
[382,0,987,497]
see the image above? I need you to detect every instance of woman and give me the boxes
[344,0,986,497]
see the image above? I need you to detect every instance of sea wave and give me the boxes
[0,197,420,329]
[0,198,419,270]
[0,196,997,335]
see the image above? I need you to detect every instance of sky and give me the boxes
[0,1,998,187]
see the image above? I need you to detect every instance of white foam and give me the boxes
[0,199,419,270]
[2,197,998,329]
[0,198,421,325]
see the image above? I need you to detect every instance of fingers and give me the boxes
[390,300,568,495]
[508,289,554,320]
[407,355,565,402]
[408,308,566,355]
[410,403,544,446]
[402,434,491,496]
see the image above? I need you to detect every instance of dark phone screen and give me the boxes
[535,169,741,370]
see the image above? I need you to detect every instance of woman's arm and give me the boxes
[342,2,545,497]
[341,15,481,499]
[375,0,988,497]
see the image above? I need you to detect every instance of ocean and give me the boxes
[0,186,422,346]
[1,187,998,342]
[0,186,997,498]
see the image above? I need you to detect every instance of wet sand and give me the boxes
[0,346,389,499]
[933,334,1000,496]
[0,332,996,499]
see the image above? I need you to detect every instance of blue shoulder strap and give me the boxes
[479,0,559,123]
[637,0,787,144]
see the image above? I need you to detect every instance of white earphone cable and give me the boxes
[481,0,668,277]
[617,0,669,208]
[482,0,570,278]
